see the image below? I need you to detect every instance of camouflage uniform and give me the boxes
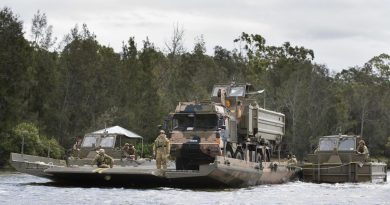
[72,137,82,158]
[153,130,170,170]
[123,143,136,159]
[92,149,114,168]
[287,155,298,165]
[357,140,369,159]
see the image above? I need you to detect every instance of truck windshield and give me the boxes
[194,114,218,130]
[338,138,356,151]
[81,135,98,147]
[100,136,115,148]
[81,135,116,148]
[173,114,218,131]
[319,138,338,151]
[318,137,356,151]
[229,86,245,97]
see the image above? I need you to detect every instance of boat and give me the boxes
[11,152,297,188]
[10,119,299,188]
[302,135,387,183]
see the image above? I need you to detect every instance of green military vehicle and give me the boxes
[166,82,285,170]
[302,135,387,183]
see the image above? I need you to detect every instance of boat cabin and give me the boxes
[308,135,366,164]
[74,126,143,159]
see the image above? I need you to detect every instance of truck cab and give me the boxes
[167,102,228,170]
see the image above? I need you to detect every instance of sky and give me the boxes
[2,0,390,72]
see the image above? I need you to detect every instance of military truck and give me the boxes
[165,82,285,170]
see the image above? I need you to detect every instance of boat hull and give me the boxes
[302,162,387,183]
[11,153,298,188]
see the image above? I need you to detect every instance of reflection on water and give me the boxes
[0,172,389,205]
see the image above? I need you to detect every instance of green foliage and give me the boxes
[0,122,64,167]
[136,143,154,158]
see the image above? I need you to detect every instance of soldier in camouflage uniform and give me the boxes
[357,139,369,159]
[287,154,298,165]
[92,149,114,168]
[153,130,170,170]
[122,143,136,160]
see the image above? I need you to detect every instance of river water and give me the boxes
[0,171,389,205]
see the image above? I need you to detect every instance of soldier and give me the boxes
[217,88,226,106]
[72,136,82,158]
[92,149,114,168]
[357,139,369,156]
[153,130,170,170]
[123,143,136,160]
[287,154,298,165]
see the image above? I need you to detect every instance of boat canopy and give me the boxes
[90,125,143,139]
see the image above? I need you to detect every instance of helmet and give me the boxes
[98,149,105,155]
[359,140,365,145]
[160,130,165,134]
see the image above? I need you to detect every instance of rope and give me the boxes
[289,162,363,170]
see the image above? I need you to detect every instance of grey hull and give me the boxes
[302,162,387,183]
[11,153,299,188]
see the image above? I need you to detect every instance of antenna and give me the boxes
[336,126,342,135]
[231,76,236,86]
[103,123,108,137]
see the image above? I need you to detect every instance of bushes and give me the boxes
[135,143,154,158]
[0,122,64,167]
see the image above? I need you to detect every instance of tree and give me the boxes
[31,10,56,50]
[164,23,185,56]
[0,7,32,131]
[119,37,165,140]
[27,11,60,137]
[57,24,122,144]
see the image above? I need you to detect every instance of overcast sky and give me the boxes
[3,0,390,72]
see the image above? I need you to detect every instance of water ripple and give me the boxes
[0,172,389,205]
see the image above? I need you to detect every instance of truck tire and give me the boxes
[256,153,262,162]
[175,157,184,170]
[235,151,243,160]
[265,149,271,162]
[226,150,233,158]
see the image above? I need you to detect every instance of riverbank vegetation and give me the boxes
[1,7,390,167]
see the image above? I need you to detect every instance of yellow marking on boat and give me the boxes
[92,168,102,173]
[97,168,109,173]
[93,168,108,173]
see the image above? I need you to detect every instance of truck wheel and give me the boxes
[175,157,184,170]
[226,150,233,158]
[265,150,271,162]
[256,153,262,162]
[235,151,243,160]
